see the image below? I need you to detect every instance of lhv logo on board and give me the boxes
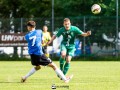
[0,34,26,42]
[0,33,27,46]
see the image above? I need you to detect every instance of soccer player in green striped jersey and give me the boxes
[47,18,91,75]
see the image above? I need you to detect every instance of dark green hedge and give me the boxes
[0,53,120,61]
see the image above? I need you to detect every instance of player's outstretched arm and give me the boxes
[47,35,56,45]
[81,31,91,37]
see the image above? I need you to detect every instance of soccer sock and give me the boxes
[24,67,36,79]
[59,57,65,71]
[63,62,70,75]
[55,68,67,81]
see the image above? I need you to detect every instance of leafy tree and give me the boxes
[0,0,51,18]
[0,0,120,56]
[0,0,119,18]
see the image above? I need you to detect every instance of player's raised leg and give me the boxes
[59,49,66,72]
[63,48,74,75]
[48,62,72,83]
[63,56,71,75]
[59,57,65,71]
[21,66,41,83]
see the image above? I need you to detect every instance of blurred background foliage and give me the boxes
[0,0,120,59]
[0,0,119,18]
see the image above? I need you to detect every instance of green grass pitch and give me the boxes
[0,61,120,90]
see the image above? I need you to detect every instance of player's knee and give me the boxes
[48,63,57,70]
[35,66,41,70]
[66,58,71,63]
[61,52,66,58]
[61,54,66,58]
[66,56,72,63]
[66,60,70,63]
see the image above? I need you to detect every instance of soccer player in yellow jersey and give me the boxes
[42,25,51,57]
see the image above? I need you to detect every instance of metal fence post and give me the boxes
[21,18,23,58]
[115,0,119,58]
[83,16,86,57]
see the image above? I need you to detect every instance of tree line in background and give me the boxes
[0,0,119,18]
[0,0,119,58]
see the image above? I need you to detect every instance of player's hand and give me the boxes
[46,41,50,45]
[42,40,44,44]
[87,31,91,36]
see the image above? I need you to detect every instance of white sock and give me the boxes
[24,67,36,79]
[55,68,67,81]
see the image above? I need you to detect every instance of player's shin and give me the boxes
[59,57,65,71]
[55,68,67,81]
[23,67,37,79]
[63,62,70,75]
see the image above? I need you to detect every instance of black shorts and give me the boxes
[30,54,52,66]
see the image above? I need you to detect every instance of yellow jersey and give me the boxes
[42,32,51,46]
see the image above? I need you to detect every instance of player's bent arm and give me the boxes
[47,35,56,45]
[81,31,91,37]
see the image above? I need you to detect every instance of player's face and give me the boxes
[43,26,48,32]
[63,21,71,30]
[27,26,32,31]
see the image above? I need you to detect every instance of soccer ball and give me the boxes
[91,4,101,14]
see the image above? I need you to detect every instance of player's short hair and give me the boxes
[27,21,36,28]
[64,18,70,22]
[43,25,48,28]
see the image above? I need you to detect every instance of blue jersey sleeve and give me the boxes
[25,34,29,42]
